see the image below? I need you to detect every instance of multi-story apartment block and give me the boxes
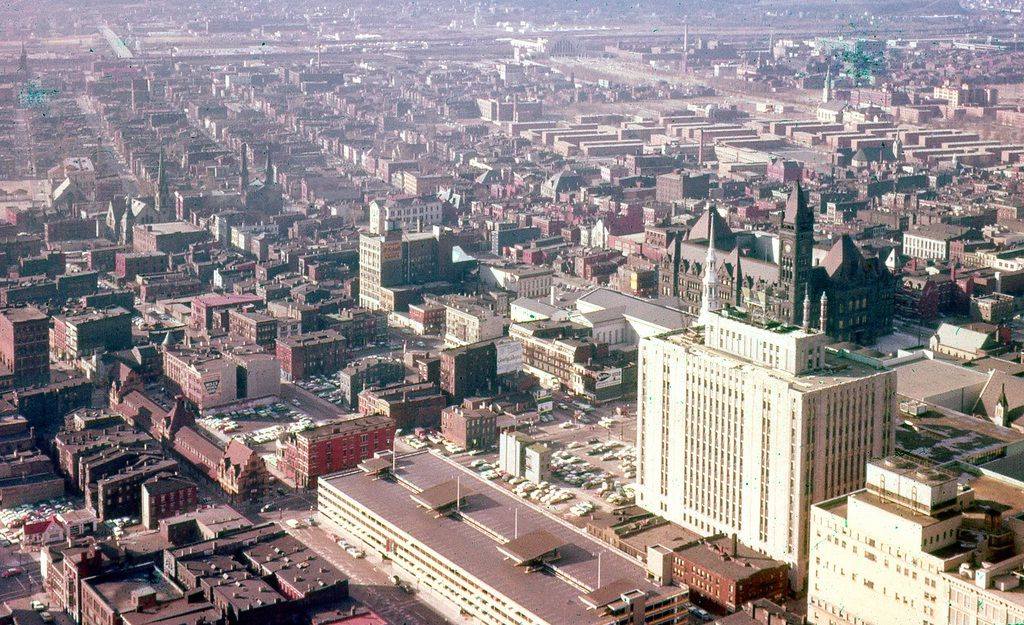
[278,414,395,488]
[0,305,50,387]
[636,310,897,588]
[275,329,347,381]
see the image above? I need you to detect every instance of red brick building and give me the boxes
[671,536,789,613]
[276,329,346,381]
[440,400,498,451]
[358,381,447,430]
[190,293,263,333]
[228,309,279,349]
[279,414,396,488]
[114,251,167,280]
[141,474,198,529]
[0,305,50,388]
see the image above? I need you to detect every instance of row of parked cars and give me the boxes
[0,498,76,545]
[336,537,365,558]
[467,460,577,507]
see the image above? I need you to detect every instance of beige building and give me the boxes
[368,196,442,235]
[163,348,280,412]
[636,310,897,588]
[318,451,689,625]
[480,264,554,299]
[444,299,508,348]
[808,455,1024,625]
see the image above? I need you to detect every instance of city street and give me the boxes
[0,545,41,604]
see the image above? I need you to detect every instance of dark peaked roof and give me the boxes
[685,207,735,249]
[783,181,812,226]
[822,235,864,278]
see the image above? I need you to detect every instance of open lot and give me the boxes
[196,399,316,448]
[397,392,639,523]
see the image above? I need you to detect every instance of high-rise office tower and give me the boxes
[635,309,896,587]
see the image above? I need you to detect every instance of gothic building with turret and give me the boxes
[659,183,895,344]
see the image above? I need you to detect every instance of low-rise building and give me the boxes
[228,309,279,350]
[51,306,133,360]
[358,382,446,430]
[498,430,551,484]
[668,536,789,613]
[163,347,280,412]
[441,400,499,451]
[279,414,396,488]
[318,451,689,625]
[336,358,406,409]
[276,330,347,381]
[141,474,198,529]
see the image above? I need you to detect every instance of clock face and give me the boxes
[784,243,792,253]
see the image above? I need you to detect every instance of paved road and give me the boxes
[0,546,41,603]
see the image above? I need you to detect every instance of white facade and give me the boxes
[903,231,953,262]
[808,456,1024,625]
[444,304,507,348]
[480,265,554,299]
[636,312,896,588]
[369,197,442,235]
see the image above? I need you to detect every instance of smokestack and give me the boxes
[731,533,738,557]
[549,285,557,306]
[682,24,689,74]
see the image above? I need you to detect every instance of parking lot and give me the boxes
[397,391,640,525]
[0,497,79,547]
[195,399,316,449]
[0,545,41,604]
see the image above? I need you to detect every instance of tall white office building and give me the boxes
[635,310,897,587]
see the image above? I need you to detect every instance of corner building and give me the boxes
[635,311,896,589]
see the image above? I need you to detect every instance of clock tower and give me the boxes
[779,182,814,326]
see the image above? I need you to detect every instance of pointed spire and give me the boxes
[819,290,829,335]
[698,209,722,324]
[733,250,744,308]
[783,181,812,226]
[802,284,812,330]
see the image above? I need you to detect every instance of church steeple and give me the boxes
[698,208,722,324]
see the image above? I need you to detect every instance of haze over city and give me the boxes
[0,1,1023,625]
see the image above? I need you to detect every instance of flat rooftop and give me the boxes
[894,359,989,403]
[656,328,887,389]
[320,451,680,625]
